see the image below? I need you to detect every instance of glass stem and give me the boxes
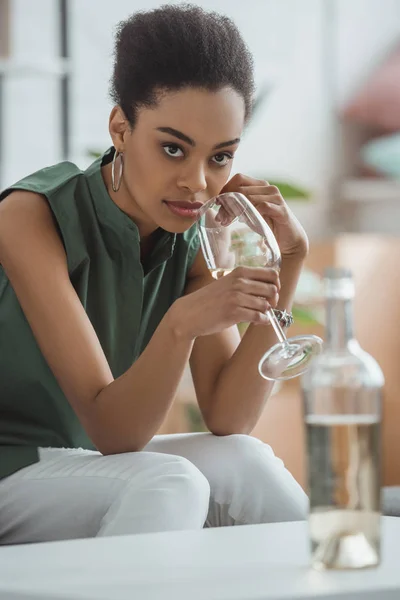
[267,309,288,344]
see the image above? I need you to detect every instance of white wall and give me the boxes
[334,0,400,234]
[2,0,400,237]
[3,0,60,182]
[68,0,322,186]
[336,0,400,107]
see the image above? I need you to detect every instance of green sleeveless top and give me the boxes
[0,148,200,480]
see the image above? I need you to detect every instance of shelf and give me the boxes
[341,178,400,203]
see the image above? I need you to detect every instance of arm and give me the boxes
[188,172,309,435]
[0,192,194,454]
[0,192,274,454]
[188,251,304,436]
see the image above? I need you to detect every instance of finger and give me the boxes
[250,200,289,224]
[215,196,244,225]
[222,173,269,191]
[238,308,270,326]
[244,286,280,309]
[247,194,285,207]
[231,275,280,297]
[238,185,281,198]
[206,206,238,227]
[251,281,281,297]
[215,208,238,226]
[231,266,280,287]
[231,273,281,294]
[204,211,223,228]
[232,291,274,313]
[214,206,228,224]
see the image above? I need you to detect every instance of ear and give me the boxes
[109,106,130,151]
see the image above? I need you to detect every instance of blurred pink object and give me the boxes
[343,42,400,132]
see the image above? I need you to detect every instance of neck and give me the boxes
[325,296,355,351]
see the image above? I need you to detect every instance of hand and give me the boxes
[220,173,309,260]
[170,267,280,340]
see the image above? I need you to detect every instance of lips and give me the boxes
[164,200,204,218]
[165,200,203,209]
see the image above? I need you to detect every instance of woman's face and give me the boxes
[109,86,246,236]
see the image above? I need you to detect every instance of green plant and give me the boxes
[185,403,207,433]
[87,150,102,159]
[263,181,311,201]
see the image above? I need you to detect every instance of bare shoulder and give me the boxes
[0,189,52,217]
[0,188,113,422]
[0,190,59,253]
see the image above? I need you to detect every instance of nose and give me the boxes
[177,161,207,194]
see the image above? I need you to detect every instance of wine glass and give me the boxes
[196,192,323,381]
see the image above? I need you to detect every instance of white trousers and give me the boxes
[0,433,308,544]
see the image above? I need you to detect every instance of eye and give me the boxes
[212,153,233,167]
[162,144,184,158]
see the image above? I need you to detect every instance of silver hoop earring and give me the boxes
[111,150,124,192]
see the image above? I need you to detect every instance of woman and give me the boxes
[0,4,308,543]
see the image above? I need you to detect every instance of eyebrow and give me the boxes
[156,127,240,150]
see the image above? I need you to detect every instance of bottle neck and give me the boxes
[325,296,355,351]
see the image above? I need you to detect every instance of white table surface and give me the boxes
[0,517,399,600]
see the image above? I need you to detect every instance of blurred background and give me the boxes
[1,0,400,487]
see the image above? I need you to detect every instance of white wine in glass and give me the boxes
[196,192,323,381]
[210,268,234,280]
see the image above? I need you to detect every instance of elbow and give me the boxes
[205,415,253,437]
[83,392,151,456]
[96,437,145,456]
[99,443,143,456]
[208,426,252,437]
[82,414,149,456]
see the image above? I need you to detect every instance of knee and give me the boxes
[147,455,211,530]
[208,434,308,521]
[205,433,280,485]
[105,453,211,533]
[210,433,270,465]
[168,455,211,509]
[224,434,264,454]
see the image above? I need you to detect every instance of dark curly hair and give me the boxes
[110,3,255,127]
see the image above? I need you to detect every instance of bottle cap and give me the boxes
[324,267,354,298]
[323,267,353,280]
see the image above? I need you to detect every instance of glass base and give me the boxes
[310,509,380,570]
[258,335,323,381]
